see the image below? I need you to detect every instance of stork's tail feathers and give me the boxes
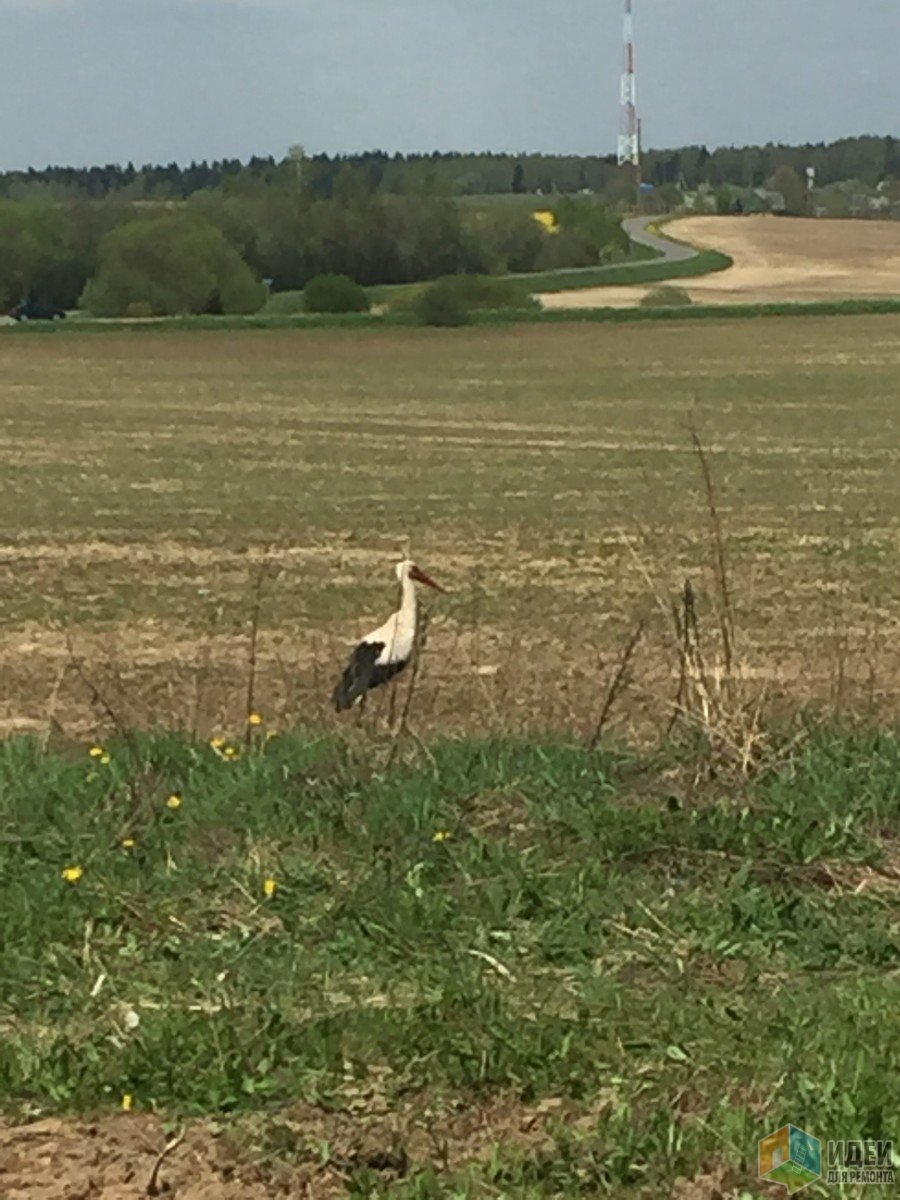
[332,640,409,714]
[331,676,358,712]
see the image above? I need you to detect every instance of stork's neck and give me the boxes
[398,569,417,626]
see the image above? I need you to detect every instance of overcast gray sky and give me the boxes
[1,0,896,170]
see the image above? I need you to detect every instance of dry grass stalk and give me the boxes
[146,1126,186,1196]
[668,580,770,777]
[689,427,736,678]
[244,558,277,741]
[587,619,646,751]
[64,632,141,760]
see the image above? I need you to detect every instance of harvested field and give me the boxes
[2,316,900,741]
[543,215,900,309]
[3,318,900,1197]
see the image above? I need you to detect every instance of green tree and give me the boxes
[0,200,80,310]
[770,164,807,215]
[80,213,266,316]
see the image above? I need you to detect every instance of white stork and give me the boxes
[332,559,446,712]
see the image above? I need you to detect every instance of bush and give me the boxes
[639,285,694,308]
[263,289,306,315]
[80,213,266,317]
[412,274,539,327]
[413,278,471,327]
[303,274,369,314]
[124,300,154,319]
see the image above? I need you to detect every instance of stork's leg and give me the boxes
[387,678,399,729]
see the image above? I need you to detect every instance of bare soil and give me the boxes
[542,215,900,308]
[0,1097,567,1199]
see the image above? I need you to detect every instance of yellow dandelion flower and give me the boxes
[100,754,111,765]
[62,865,84,883]
[263,877,278,898]
[88,746,104,758]
[210,736,225,750]
[224,746,239,760]
[122,838,136,850]
[432,830,452,843]
[122,1093,133,1112]
[248,712,263,727]
[166,793,182,809]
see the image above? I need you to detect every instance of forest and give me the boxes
[1,135,895,201]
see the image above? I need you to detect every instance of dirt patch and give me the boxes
[542,215,900,309]
[0,1096,568,1199]
[671,1163,784,1199]
[0,1115,278,1200]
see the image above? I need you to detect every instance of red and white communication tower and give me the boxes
[617,0,640,169]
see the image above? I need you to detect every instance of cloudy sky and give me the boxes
[1,0,896,170]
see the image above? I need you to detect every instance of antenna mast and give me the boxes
[617,0,641,176]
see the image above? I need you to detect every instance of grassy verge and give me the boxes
[2,726,899,1194]
[0,310,415,335]
[365,242,719,310]
[509,247,731,294]
[5,293,900,338]
[473,295,900,324]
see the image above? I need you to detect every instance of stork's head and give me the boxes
[396,559,446,592]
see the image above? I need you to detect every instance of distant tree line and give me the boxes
[0,168,629,316]
[2,134,896,318]
[2,135,897,202]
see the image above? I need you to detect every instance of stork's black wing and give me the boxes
[332,641,409,712]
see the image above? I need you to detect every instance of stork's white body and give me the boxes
[363,563,418,669]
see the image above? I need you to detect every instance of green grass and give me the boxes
[1,727,899,1194]
[504,248,732,295]
[6,291,900,338]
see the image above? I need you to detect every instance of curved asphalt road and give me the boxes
[623,214,698,263]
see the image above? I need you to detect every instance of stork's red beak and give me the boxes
[409,564,446,593]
